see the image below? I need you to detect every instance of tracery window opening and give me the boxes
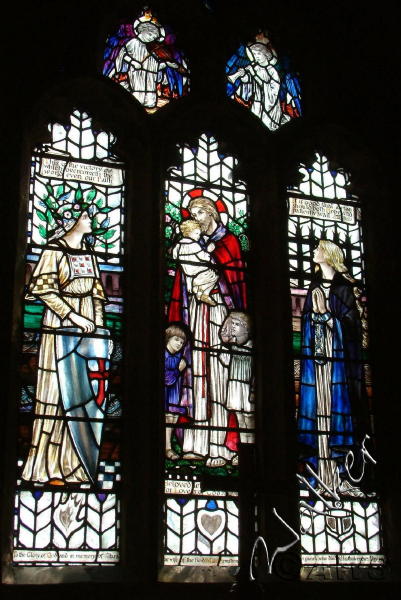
[103,6,190,114]
[287,153,384,575]
[160,133,254,582]
[12,110,124,566]
[226,30,301,132]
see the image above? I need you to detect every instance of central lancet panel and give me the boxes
[161,134,254,580]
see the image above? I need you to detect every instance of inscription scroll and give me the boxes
[289,197,355,224]
[40,157,123,187]
[13,549,119,563]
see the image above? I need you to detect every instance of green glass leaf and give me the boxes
[93,228,107,235]
[240,234,249,251]
[45,209,55,226]
[55,185,64,199]
[99,207,112,213]
[165,202,181,222]
[36,209,47,222]
[96,198,105,208]
[46,184,54,196]
[103,229,115,240]
[43,195,57,209]
[86,189,97,202]
[38,224,47,239]
[228,221,243,236]
[100,242,115,249]
[75,188,83,201]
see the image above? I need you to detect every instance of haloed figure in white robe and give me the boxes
[228,42,290,131]
[115,21,178,109]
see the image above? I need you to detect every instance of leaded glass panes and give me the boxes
[161,134,254,581]
[13,110,124,565]
[287,153,384,574]
[226,32,301,131]
[103,7,190,113]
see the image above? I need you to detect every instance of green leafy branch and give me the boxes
[165,202,182,223]
[35,184,114,244]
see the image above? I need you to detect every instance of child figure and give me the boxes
[165,324,187,459]
[172,220,218,306]
[220,311,254,463]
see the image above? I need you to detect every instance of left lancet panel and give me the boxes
[103,7,190,113]
[13,110,124,566]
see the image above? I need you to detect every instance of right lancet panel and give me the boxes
[287,154,384,573]
[226,31,301,131]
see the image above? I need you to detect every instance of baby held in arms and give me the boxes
[172,219,218,306]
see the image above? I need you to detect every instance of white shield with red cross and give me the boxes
[55,327,113,482]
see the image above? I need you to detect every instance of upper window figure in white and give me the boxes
[226,32,301,131]
[103,7,190,113]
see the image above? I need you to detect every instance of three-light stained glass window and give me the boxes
[287,154,384,573]
[14,110,124,565]
[7,4,389,583]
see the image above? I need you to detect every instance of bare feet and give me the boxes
[338,480,365,498]
[206,457,227,467]
[166,449,179,460]
[182,452,203,460]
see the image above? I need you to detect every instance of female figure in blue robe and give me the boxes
[298,240,366,496]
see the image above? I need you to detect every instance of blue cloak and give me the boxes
[298,273,364,460]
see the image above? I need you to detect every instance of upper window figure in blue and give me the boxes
[226,32,301,131]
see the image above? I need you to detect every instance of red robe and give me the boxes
[168,225,247,453]
[168,227,247,322]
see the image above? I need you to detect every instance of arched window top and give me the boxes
[292,153,353,200]
[226,31,301,131]
[169,133,245,189]
[44,110,119,162]
[103,7,190,113]
[288,153,363,281]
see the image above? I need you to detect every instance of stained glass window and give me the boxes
[287,154,384,574]
[226,31,301,131]
[161,134,254,581]
[13,110,124,566]
[103,7,190,113]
